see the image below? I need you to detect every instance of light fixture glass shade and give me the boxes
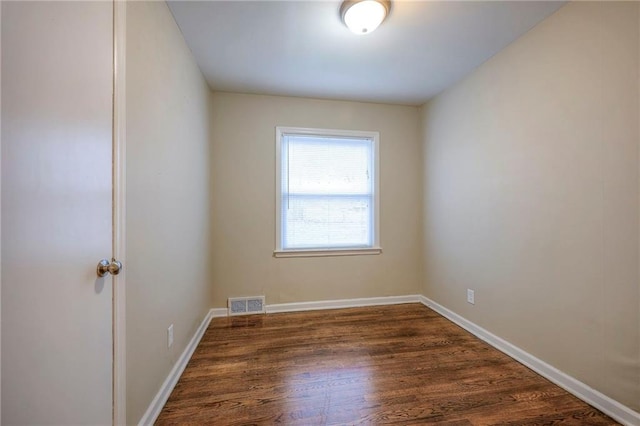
[342,0,389,35]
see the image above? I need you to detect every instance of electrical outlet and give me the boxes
[167,324,174,348]
[467,289,475,305]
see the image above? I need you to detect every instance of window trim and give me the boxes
[274,126,381,258]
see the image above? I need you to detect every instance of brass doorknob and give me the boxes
[97,258,123,277]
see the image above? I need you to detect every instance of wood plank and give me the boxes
[156,304,618,425]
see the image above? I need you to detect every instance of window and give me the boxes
[275,127,381,257]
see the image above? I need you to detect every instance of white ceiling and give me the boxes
[167,1,565,106]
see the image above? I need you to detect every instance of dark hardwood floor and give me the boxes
[156,304,617,425]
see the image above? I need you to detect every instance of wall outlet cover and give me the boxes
[167,324,174,348]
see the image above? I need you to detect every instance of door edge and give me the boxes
[112,1,127,424]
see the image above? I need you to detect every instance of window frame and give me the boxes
[274,126,382,258]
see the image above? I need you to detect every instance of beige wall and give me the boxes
[210,93,423,307]
[125,2,213,423]
[421,1,640,411]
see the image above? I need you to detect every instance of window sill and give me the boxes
[273,247,382,258]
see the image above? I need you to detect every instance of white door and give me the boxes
[2,1,114,424]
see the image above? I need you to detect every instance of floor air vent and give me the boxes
[228,296,266,316]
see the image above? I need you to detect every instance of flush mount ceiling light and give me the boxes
[340,0,391,35]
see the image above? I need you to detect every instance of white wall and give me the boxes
[210,93,423,307]
[125,2,213,423]
[421,1,640,411]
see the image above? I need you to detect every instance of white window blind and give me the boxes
[276,127,380,256]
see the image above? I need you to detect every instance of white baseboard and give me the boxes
[266,294,421,314]
[211,307,228,318]
[419,295,640,426]
[138,308,215,426]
